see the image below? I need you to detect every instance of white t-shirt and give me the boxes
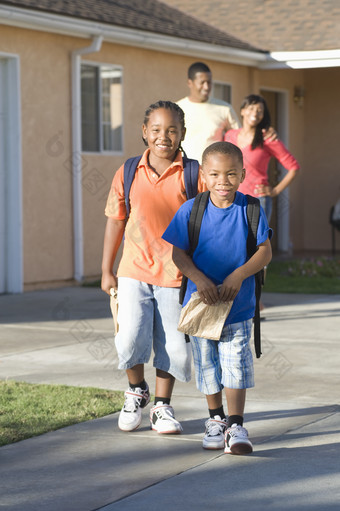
[177,96,240,162]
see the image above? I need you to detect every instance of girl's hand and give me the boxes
[219,272,243,302]
[254,184,272,197]
[101,271,118,295]
[196,275,219,305]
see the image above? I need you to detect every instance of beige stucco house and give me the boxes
[1,0,339,293]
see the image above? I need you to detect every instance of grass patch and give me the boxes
[82,279,101,288]
[0,380,124,447]
[83,258,340,294]
[264,256,340,294]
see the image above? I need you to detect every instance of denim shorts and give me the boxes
[115,277,191,382]
[190,320,254,394]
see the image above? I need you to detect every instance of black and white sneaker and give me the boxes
[224,423,253,455]
[150,402,182,434]
[202,416,227,450]
[118,385,150,432]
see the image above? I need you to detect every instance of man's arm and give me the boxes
[263,126,278,142]
[101,217,126,295]
[219,238,272,302]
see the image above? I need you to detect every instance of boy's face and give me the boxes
[201,152,245,208]
[188,72,212,103]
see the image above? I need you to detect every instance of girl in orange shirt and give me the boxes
[102,100,204,435]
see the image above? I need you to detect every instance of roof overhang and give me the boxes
[261,49,340,70]
[0,4,267,67]
[1,4,339,70]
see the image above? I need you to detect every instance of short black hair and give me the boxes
[202,141,243,167]
[142,100,185,147]
[188,62,211,80]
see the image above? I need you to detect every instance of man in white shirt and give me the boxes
[177,62,241,162]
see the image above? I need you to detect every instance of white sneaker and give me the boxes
[118,385,150,432]
[150,403,182,434]
[224,423,253,455]
[202,416,227,450]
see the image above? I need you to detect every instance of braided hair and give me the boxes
[142,100,185,152]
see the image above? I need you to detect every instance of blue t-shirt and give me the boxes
[162,191,272,324]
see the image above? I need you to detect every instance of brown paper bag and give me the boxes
[110,288,119,334]
[177,291,233,340]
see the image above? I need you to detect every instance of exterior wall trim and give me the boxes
[71,36,103,282]
[0,52,23,292]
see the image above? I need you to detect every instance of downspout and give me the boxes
[71,35,103,281]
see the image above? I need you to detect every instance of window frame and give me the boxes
[211,80,232,104]
[81,60,124,155]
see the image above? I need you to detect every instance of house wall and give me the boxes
[303,67,340,253]
[0,26,74,287]
[1,23,337,290]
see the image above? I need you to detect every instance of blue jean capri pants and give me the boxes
[115,277,191,382]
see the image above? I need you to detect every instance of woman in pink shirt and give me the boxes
[225,94,299,221]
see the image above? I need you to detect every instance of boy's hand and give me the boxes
[219,271,243,302]
[196,275,219,305]
[101,271,118,296]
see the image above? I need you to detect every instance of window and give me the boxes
[81,63,123,153]
[212,82,231,104]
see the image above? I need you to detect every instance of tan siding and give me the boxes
[1,21,338,289]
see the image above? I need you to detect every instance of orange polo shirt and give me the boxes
[105,149,205,287]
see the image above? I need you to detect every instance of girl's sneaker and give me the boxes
[150,403,182,434]
[202,416,227,450]
[118,385,150,432]
[224,424,253,455]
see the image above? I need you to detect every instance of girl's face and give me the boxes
[241,102,264,127]
[142,108,185,161]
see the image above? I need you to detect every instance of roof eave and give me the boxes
[261,49,340,69]
[0,4,267,66]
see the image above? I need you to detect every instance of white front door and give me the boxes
[0,56,22,293]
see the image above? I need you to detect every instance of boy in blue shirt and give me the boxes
[163,141,272,454]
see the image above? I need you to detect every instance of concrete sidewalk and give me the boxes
[0,287,340,510]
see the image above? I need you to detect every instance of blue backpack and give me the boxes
[123,155,200,218]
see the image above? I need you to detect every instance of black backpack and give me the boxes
[179,191,264,358]
[123,155,200,217]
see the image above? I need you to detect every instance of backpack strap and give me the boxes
[179,191,210,305]
[123,155,142,218]
[123,155,198,218]
[246,195,263,359]
[183,156,200,200]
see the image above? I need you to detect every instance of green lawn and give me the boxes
[85,256,340,295]
[264,256,340,294]
[0,381,124,447]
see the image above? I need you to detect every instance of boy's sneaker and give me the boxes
[224,423,253,455]
[118,385,150,432]
[202,416,227,450]
[150,402,182,434]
